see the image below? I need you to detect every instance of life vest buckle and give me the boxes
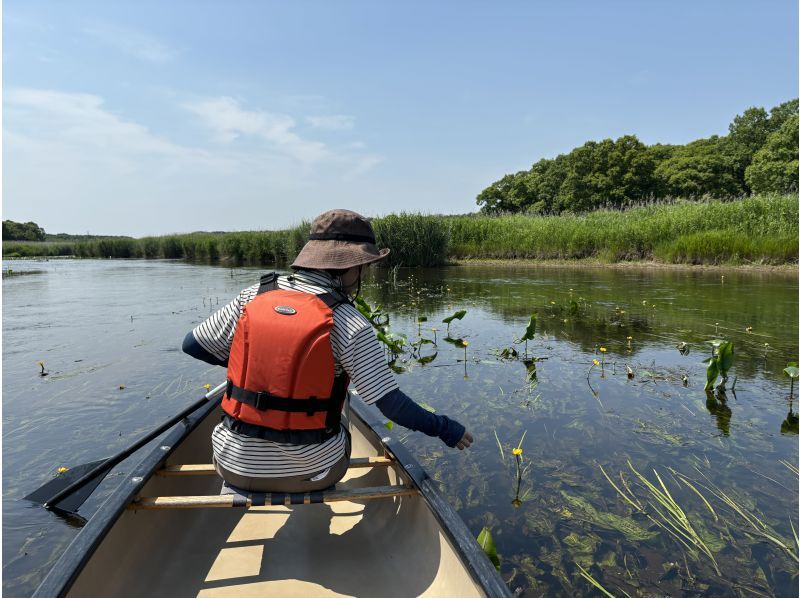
[253,392,272,411]
[305,397,318,416]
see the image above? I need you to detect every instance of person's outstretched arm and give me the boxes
[336,303,473,450]
[375,388,473,449]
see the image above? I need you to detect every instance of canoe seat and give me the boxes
[155,456,394,477]
[129,484,417,510]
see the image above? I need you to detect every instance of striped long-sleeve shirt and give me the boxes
[189,269,399,478]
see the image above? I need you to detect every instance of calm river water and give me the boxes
[3,259,798,596]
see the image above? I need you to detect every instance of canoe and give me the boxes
[33,389,510,597]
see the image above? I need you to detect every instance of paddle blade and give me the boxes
[24,460,109,513]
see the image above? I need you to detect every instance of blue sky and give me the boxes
[3,1,798,236]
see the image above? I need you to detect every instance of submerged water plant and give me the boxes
[599,461,721,575]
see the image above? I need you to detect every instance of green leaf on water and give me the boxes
[416,352,438,365]
[717,341,734,375]
[418,402,436,413]
[442,310,467,325]
[521,314,537,342]
[417,316,428,323]
[476,526,501,570]
[784,363,799,379]
[384,420,394,430]
[704,359,719,391]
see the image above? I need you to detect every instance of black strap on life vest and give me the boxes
[256,271,348,309]
[226,374,347,415]
[257,272,279,295]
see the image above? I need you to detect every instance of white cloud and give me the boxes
[306,114,356,131]
[3,88,384,235]
[83,23,176,63]
[342,155,384,181]
[185,96,328,164]
[4,88,204,159]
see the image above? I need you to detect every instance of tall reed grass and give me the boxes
[373,213,450,267]
[3,195,796,266]
[447,194,798,265]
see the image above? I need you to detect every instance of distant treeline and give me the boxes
[2,220,46,241]
[477,99,799,214]
[4,195,797,266]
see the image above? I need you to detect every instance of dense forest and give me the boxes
[2,220,46,241]
[476,99,799,214]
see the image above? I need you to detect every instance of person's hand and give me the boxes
[455,431,473,450]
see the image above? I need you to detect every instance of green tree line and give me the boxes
[477,99,799,214]
[2,220,46,241]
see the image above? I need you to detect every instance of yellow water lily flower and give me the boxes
[599,347,607,353]
[550,301,556,305]
[36,360,44,366]
[512,448,523,456]
[745,326,753,333]
[462,341,469,346]
[203,383,211,390]
[593,359,600,366]
[57,467,69,474]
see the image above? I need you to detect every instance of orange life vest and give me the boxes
[221,273,349,444]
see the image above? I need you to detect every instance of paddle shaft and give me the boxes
[44,381,227,509]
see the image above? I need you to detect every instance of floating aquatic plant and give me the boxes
[499,347,518,360]
[36,360,48,377]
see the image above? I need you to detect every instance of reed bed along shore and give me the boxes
[4,195,797,266]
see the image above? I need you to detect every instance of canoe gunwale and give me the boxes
[33,395,510,598]
[350,398,510,598]
[31,397,222,598]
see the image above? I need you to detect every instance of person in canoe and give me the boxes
[182,209,473,493]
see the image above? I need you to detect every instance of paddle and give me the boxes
[25,381,227,515]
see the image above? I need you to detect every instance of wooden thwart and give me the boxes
[156,456,394,477]
[129,484,417,510]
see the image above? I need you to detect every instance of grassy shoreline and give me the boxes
[451,258,799,274]
[4,195,797,267]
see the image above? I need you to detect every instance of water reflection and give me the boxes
[781,400,799,435]
[705,390,733,436]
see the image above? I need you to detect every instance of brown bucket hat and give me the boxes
[291,209,390,270]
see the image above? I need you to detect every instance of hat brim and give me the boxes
[291,240,390,270]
